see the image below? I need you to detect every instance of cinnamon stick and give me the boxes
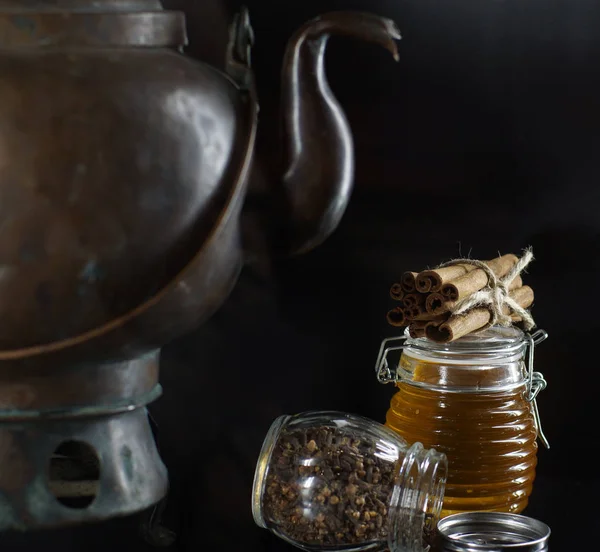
[390,284,405,301]
[425,292,446,314]
[509,287,535,321]
[426,308,491,343]
[409,328,425,338]
[403,293,425,308]
[408,323,426,339]
[425,317,446,330]
[508,274,523,291]
[507,285,534,312]
[425,285,534,343]
[408,319,444,338]
[405,306,422,319]
[405,317,445,340]
[410,311,448,322]
[400,272,418,293]
[440,254,519,301]
[415,264,476,293]
[386,307,407,327]
[427,275,523,315]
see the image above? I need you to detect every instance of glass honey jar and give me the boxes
[374,327,548,518]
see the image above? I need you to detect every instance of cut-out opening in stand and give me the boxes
[48,440,101,509]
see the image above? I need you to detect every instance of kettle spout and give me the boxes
[279,12,400,256]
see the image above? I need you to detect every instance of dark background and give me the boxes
[2,0,597,550]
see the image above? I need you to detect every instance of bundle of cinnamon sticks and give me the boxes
[386,253,535,343]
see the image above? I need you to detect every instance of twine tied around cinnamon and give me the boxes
[437,249,536,330]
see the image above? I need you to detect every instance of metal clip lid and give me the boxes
[374,335,406,384]
[524,329,550,450]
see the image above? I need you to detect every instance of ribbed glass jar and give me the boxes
[380,327,547,517]
[252,411,448,552]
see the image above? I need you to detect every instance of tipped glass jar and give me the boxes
[252,411,447,552]
[375,326,549,517]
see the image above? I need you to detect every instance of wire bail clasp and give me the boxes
[374,335,407,384]
[525,329,550,449]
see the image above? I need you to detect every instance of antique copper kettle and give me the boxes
[0,0,399,530]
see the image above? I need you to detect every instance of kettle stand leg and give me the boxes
[139,412,177,547]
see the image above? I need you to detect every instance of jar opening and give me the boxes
[388,442,447,552]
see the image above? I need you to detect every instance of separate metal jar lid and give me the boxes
[436,512,550,551]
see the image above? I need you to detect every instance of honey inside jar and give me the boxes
[382,327,541,518]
